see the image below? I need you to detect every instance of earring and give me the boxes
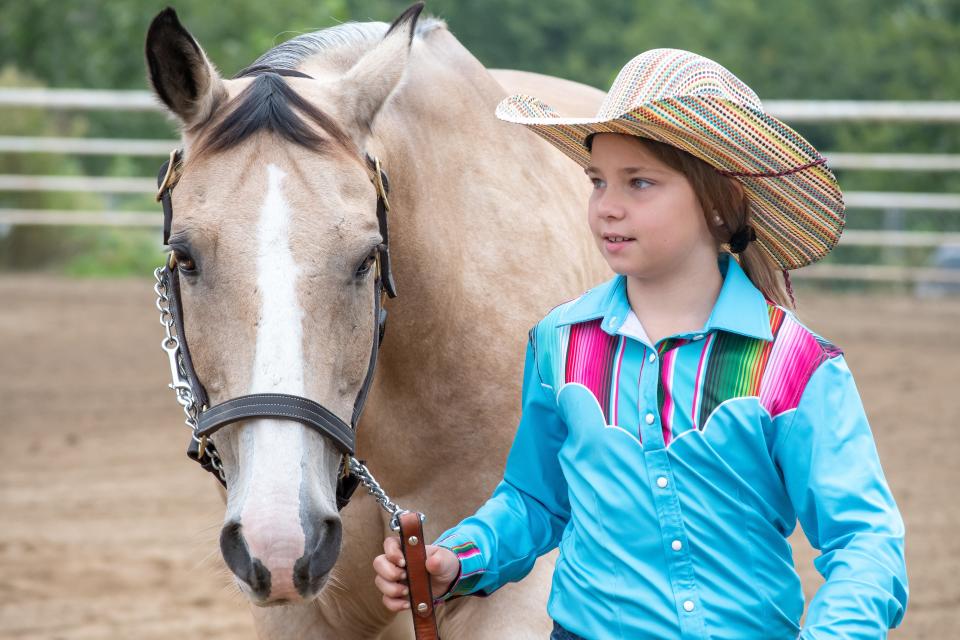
[713,214,723,226]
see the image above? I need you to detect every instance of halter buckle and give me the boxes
[156,149,182,202]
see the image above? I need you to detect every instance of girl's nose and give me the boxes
[596,187,627,219]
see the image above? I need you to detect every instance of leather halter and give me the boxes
[155,68,397,510]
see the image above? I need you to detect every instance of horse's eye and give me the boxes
[356,246,380,278]
[172,248,197,273]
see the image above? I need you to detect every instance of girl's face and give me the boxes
[585,133,718,279]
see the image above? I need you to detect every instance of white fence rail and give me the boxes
[0,88,160,111]
[0,175,155,193]
[797,264,960,285]
[5,173,960,213]
[0,135,176,156]
[844,192,960,211]
[3,89,960,286]
[0,208,157,227]
[5,135,960,173]
[824,153,960,172]
[4,88,960,121]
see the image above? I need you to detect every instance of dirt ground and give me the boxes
[0,275,957,639]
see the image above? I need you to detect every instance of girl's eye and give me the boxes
[631,178,653,189]
[590,178,605,189]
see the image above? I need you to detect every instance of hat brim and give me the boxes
[496,93,845,270]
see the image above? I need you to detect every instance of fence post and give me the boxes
[882,207,906,293]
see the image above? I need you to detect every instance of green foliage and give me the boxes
[5,1,957,103]
[0,0,351,89]
[1,0,958,279]
[61,227,165,277]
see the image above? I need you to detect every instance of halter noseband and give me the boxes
[154,68,397,510]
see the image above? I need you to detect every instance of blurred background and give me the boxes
[1,1,957,638]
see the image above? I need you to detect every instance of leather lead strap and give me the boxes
[398,512,441,640]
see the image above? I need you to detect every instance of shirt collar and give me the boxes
[555,253,774,342]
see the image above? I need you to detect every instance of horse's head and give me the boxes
[145,4,423,605]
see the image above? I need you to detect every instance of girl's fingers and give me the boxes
[425,545,459,581]
[375,536,414,612]
[372,553,406,582]
[374,574,410,599]
[382,594,411,612]
[383,535,406,567]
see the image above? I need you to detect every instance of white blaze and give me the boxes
[240,163,306,598]
[252,164,304,395]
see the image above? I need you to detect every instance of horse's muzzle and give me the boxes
[220,516,342,603]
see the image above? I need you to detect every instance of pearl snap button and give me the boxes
[648,352,656,363]
[672,540,683,551]
[683,600,695,612]
[656,476,668,488]
[645,413,655,425]
[693,334,704,341]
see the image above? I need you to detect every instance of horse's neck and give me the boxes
[373,27,607,362]
[344,31,607,482]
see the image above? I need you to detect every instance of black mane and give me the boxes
[195,72,354,157]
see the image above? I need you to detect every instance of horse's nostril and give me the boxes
[293,515,342,597]
[220,520,271,599]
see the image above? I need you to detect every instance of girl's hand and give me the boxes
[372,535,461,611]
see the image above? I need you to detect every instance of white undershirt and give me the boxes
[617,308,653,347]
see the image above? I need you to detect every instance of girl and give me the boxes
[372,48,907,639]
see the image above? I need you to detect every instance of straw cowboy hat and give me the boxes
[495,48,845,270]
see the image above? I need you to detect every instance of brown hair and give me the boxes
[586,134,794,309]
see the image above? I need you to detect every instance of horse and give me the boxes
[144,4,609,638]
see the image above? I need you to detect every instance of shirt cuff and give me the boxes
[432,532,485,602]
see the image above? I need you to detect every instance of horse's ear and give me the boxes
[336,2,425,146]
[145,7,226,128]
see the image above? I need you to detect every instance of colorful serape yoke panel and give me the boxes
[559,306,843,444]
[564,318,622,424]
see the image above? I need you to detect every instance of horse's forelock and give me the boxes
[189,73,361,165]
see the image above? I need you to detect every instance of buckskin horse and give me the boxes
[145,3,608,637]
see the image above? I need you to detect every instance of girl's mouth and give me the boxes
[603,235,635,252]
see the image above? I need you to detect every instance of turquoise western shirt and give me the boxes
[433,253,907,639]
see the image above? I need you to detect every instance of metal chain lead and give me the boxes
[153,266,225,483]
[348,457,418,531]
